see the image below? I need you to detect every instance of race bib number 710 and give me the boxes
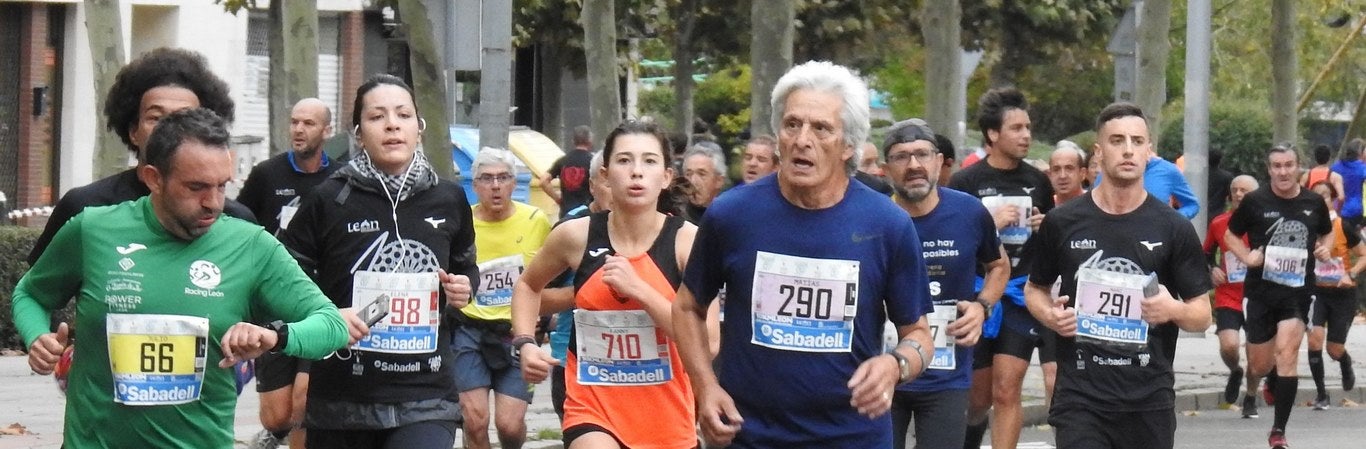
[750,251,859,353]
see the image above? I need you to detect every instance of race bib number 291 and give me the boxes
[750,252,859,353]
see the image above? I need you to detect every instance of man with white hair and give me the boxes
[1204,175,1259,411]
[682,142,728,222]
[455,149,553,449]
[1050,141,1088,205]
[673,61,935,448]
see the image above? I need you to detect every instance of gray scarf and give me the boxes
[348,148,438,202]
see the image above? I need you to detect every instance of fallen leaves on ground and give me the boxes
[1182,410,1200,416]
[0,423,30,436]
[1342,398,1359,408]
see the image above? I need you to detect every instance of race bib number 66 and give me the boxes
[750,251,859,353]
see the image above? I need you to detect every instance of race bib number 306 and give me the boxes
[1074,269,1150,346]
[107,314,209,406]
[352,271,440,354]
[750,252,859,353]
[1264,245,1307,287]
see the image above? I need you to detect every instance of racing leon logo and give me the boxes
[189,260,222,289]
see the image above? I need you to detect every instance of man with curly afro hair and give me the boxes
[28,47,256,264]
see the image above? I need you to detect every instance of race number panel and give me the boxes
[1263,245,1307,287]
[106,314,209,406]
[980,196,1033,245]
[352,270,440,354]
[1224,253,1247,283]
[927,305,957,370]
[475,255,523,308]
[1314,257,1345,286]
[574,309,670,386]
[1074,268,1150,347]
[750,251,859,353]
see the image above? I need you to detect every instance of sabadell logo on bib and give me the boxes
[189,260,222,290]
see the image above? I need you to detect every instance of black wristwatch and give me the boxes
[267,320,289,353]
[510,335,537,358]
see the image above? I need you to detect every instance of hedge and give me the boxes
[0,226,39,351]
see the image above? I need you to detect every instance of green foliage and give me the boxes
[793,0,915,70]
[1159,100,1274,179]
[0,226,39,351]
[1064,130,1098,154]
[1012,46,1117,144]
[870,49,927,120]
[694,65,752,142]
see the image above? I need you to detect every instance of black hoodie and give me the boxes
[280,163,478,404]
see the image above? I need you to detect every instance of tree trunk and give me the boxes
[922,0,963,155]
[538,44,565,146]
[84,0,126,177]
[988,27,1026,87]
[749,0,794,138]
[672,0,701,143]
[270,0,319,156]
[1135,0,1170,144]
[397,0,455,178]
[581,0,621,149]
[1271,0,1297,144]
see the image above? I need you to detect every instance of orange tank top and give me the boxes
[563,212,695,448]
[1305,166,1331,189]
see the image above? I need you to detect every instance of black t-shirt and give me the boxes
[236,152,340,234]
[548,149,594,217]
[28,168,257,264]
[1029,192,1212,412]
[1227,186,1332,298]
[948,159,1054,277]
[854,171,894,196]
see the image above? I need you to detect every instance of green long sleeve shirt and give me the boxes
[11,197,348,448]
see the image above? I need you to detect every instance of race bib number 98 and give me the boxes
[352,271,440,354]
[107,314,208,406]
[750,251,859,353]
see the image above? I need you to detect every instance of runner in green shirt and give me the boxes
[11,108,360,449]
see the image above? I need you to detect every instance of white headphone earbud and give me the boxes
[418,118,427,132]
[353,125,360,136]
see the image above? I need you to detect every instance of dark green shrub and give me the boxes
[0,226,40,351]
[1160,100,1274,179]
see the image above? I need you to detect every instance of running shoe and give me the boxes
[1312,393,1330,410]
[1343,362,1356,391]
[1262,379,1275,406]
[1225,368,1244,405]
[1242,394,1259,419]
[248,429,283,449]
[1268,428,1288,449]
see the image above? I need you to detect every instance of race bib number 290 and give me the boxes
[750,252,859,353]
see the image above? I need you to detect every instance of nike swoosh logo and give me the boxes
[116,243,147,255]
[589,248,610,257]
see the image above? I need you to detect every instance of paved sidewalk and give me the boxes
[3,325,1365,448]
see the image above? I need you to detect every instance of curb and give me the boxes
[1019,385,1366,426]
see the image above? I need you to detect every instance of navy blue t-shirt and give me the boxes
[900,187,1002,392]
[684,175,932,448]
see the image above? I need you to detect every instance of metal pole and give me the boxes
[1183,0,1212,239]
[478,0,512,151]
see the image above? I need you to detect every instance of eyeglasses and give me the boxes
[475,174,514,185]
[885,150,936,166]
